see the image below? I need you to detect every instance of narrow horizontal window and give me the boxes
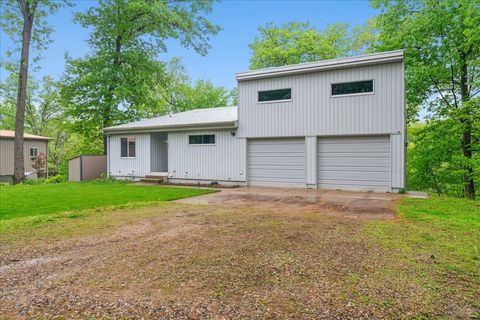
[29,147,38,157]
[332,80,373,96]
[121,137,136,157]
[258,88,291,102]
[189,134,215,145]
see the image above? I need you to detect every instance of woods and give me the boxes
[0,0,478,198]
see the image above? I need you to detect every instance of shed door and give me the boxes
[247,138,306,187]
[317,136,391,191]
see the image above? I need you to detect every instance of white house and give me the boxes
[103,50,405,192]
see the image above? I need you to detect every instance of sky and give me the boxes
[0,0,379,90]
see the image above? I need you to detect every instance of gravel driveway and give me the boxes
[0,188,471,319]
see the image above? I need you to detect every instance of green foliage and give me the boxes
[156,58,237,114]
[249,22,361,69]
[44,175,66,184]
[61,0,220,143]
[0,181,215,220]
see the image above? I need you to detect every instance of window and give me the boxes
[331,80,374,96]
[29,147,38,157]
[121,137,136,157]
[189,134,215,145]
[258,88,291,102]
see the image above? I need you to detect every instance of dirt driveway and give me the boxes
[0,187,469,319]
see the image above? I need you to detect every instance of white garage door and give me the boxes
[317,136,391,191]
[248,138,306,187]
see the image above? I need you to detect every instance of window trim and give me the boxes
[330,79,375,98]
[120,137,136,158]
[29,147,38,157]
[188,134,216,146]
[257,87,293,104]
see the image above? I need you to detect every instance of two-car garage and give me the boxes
[247,136,392,191]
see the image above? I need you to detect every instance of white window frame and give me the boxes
[29,147,38,157]
[330,79,375,98]
[120,137,136,158]
[257,87,293,104]
[188,134,216,146]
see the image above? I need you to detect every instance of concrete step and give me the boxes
[140,178,165,184]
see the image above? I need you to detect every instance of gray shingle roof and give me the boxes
[103,106,237,132]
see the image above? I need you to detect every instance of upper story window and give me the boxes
[258,88,292,103]
[189,134,215,145]
[121,137,136,157]
[331,80,374,97]
[29,147,38,157]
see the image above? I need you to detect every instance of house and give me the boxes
[0,130,50,181]
[104,50,405,192]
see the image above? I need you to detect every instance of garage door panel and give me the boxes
[248,138,306,187]
[317,136,391,191]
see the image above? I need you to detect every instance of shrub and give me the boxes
[44,175,67,184]
[22,179,46,185]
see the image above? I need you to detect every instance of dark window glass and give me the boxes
[121,138,128,157]
[128,138,136,157]
[258,88,291,102]
[29,147,38,157]
[189,135,215,145]
[332,80,373,96]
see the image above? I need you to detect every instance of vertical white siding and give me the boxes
[237,62,404,137]
[305,136,317,187]
[168,129,246,182]
[109,133,150,178]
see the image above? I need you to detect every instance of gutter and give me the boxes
[103,121,237,134]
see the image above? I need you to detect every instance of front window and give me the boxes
[121,137,136,157]
[189,134,215,145]
[29,147,38,157]
[331,80,374,96]
[258,88,292,102]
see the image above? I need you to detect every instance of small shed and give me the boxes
[68,155,107,181]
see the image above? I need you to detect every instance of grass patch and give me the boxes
[0,181,215,220]
[364,196,480,289]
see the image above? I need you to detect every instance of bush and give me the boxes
[44,175,67,184]
[22,179,46,185]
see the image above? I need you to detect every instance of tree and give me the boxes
[61,0,221,154]
[366,0,480,198]
[1,0,67,183]
[249,22,361,69]
[155,58,236,114]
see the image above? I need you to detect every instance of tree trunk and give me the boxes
[13,0,35,184]
[459,53,475,199]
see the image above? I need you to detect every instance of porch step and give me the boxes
[140,175,168,184]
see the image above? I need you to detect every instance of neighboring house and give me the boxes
[104,50,405,192]
[0,130,50,181]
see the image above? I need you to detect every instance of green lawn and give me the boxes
[365,196,480,286]
[0,181,215,220]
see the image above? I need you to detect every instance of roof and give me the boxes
[103,106,237,133]
[0,130,51,140]
[236,50,404,81]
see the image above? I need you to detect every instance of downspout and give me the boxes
[46,140,49,179]
[106,134,110,177]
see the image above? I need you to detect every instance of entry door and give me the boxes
[317,136,391,191]
[247,138,306,187]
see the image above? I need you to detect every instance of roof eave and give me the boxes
[236,50,404,81]
[103,121,237,134]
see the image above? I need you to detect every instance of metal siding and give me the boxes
[317,136,391,191]
[0,138,47,176]
[82,155,107,180]
[237,62,404,138]
[108,133,150,178]
[68,157,81,181]
[168,129,246,182]
[247,138,306,187]
[150,132,168,172]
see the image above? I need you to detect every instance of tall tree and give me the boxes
[61,0,220,154]
[366,0,480,198]
[249,22,361,69]
[155,58,236,114]
[1,0,67,183]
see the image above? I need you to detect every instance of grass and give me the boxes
[0,181,215,220]
[363,196,480,314]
